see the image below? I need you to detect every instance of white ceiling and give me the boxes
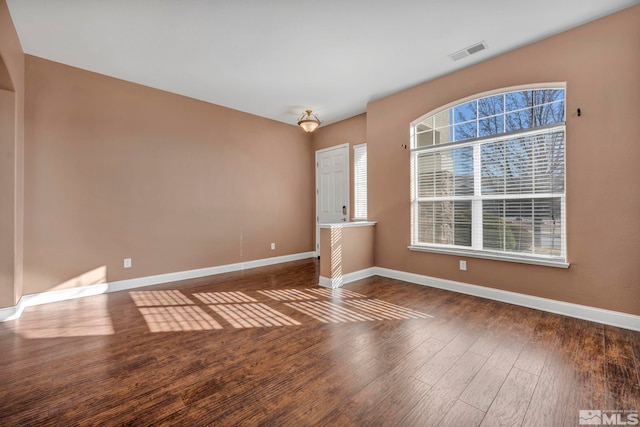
[6,0,637,126]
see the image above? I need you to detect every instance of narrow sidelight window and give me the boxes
[353,143,368,220]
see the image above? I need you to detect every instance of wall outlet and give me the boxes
[459,260,467,271]
[271,243,276,250]
[124,258,132,268]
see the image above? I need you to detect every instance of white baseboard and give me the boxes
[318,267,376,289]
[0,251,315,322]
[3,255,639,332]
[318,275,333,288]
[374,267,640,332]
[107,252,315,293]
[0,305,19,322]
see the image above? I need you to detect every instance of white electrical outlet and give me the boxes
[271,243,276,250]
[124,258,132,268]
[459,260,467,271]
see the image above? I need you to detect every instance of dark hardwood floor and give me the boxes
[0,259,638,426]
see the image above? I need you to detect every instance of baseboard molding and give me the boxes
[3,255,638,331]
[318,275,333,288]
[374,267,640,332]
[318,267,376,289]
[0,305,19,322]
[0,251,315,322]
[107,252,315,293]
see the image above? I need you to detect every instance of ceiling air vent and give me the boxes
[449,41,488,61]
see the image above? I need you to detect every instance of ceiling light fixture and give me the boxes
[297,110,321,133]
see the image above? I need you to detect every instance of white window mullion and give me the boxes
[560,196,566,259]
[475,99,479,139]
[410,151,417,244]
[503,95,506,132]
[472,144,483,250]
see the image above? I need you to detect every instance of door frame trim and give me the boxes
[315,143,350,257]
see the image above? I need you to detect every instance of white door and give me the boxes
[316,144,349,256]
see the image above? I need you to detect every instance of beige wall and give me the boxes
[0,0,24,306]
[312,113,366,152]
[320,226,375,279]
[0,89,15,306]
[366,6,640,315]
[23,56,314,295]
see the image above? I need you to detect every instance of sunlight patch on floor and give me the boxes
[16,284,431,338]
[138,306,223,332]
[18,296,114,338]
[193,291,257,304]
[257,289,317,301]
[208,303,301,328]
[342,299,433,320]
[130,290,194,306]
[307,288,368,299]
[128,286,432,333]
[285,301,377,323]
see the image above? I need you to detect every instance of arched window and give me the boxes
[409,85,567,266]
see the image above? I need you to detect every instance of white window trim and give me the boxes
[410,85,568,267]
[408,244,569,268]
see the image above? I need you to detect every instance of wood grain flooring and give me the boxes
[0,259,638,426]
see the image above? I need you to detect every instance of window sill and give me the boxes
[408,245,570,268]
[318,221,377,229]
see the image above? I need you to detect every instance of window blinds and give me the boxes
[413,126,565,259]
[353,143,367,220]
